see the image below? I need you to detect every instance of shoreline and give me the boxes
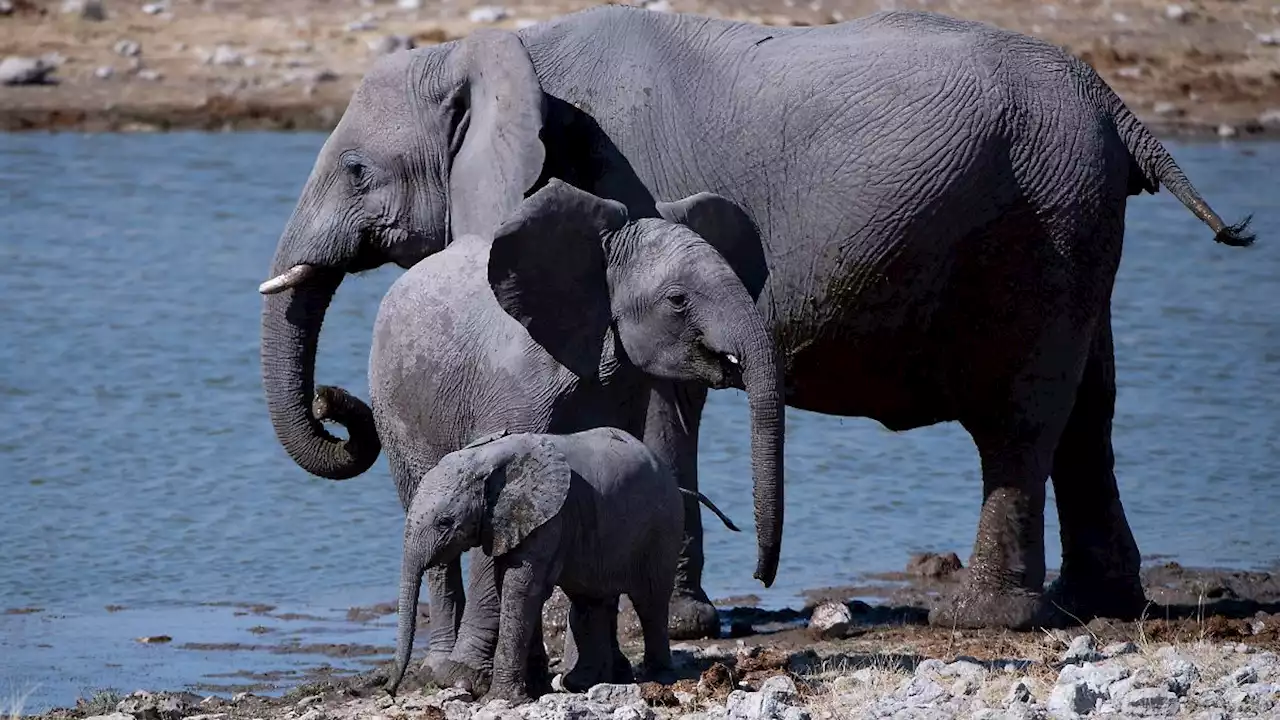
[12,560,1280,719]
[2,0,1279,136]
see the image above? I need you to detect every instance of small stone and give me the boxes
[296,695,323,709]
[1159,650,1201,696]
[1218,124,1238,138]
[231,693,253,704]
[1060,635,1102,664]
[136,68,162,81]
[1260,109,1280,128]
[297,710,324,720]
[1165,4,1188,22]
[587,684,643,707]
[915,658,946,676]
[1113,12,1129,23]
[468,5,508,23]
[83,715,133,720]
[1004,679,1033,705]
[1116,66,1143,79]
[1259,33,1280,46]
[0,56,57,85]
[141,2,167,15]
[906,552,963,579]
[1122,687,1180,715]
[758,674,797,701]
[396,0,422,8]
[63,0,106,20]
[94,65,114,79]
[780,709,809,720]
[643,0,672,11]
[893,675,948,704]
[1194,711,1230,720]
[1103,641,1139,658]
[114,40,142,57]
[0,1,13,16]
[209,45,242,66]
[369,34,415,56]
[435,688,474,704]
[346,17,379,32]
[612,705,655,720]
[807,602,852,639]
[1152,101,1182,117]
[1047,679,1100,717]
[1230,665,1258,686]
[514,19,538,29]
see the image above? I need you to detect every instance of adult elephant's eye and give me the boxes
[435,516,454,530]
[341,154,368,185]
[667,291,688,312]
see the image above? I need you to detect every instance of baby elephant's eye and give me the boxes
[435,516,454,530]
[666,291,688,311]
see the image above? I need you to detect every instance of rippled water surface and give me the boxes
[1,133,1277,712]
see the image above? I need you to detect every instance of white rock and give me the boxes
[1165,4,1188,22]
[1218,124,1239,138]
[0,1,13,15]
[1231,665,1258,686]
[914,658,946,676]
[142,1,167,14]
[136,68,162,81]
[369,35,414,56]
[296,695,323,709]
[1113,12,1129,23]
[397,0,422,8]
[346,18,379,31]
[82,714,133,720]
[1159,650,1201,695]
[807,602,852,639]
[726,689,787,720]
[1080,662,1130,694]
[940,659,986,681]
[1259,33,1280,46]
[611,705,655,720]
[94,65,115,79]
[643,0,672,11]
[1116,66,1143,79]
[587,684,643,707]
[1122,687,1180,716]
[1060,635,1102,664]
[0,55,57,85]
[779,709,809,720]
[468,5,508,23]
[892,675,948,705]
[436,688,475,704]
[209,44,243,66]
[1152,102,1182,117]
[1047,679,1100,717]
[62,0,106,20]
[515,18,539,29]
[114,40,141,57]
[758,674,797,701]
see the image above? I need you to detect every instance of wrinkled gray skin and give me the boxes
[387,428,714,703]
[368,179,781,692]
[259,5,1255,640]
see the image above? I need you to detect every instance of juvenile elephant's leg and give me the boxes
[608,602,633,685]
[561,595,620,692]
[485,557,553,705]
[525,615,552,698]
[1045,315,1146,620]
[438,550,501,694]
[643,380,718,640]
[629,582,675,682]
[423,560,465,680]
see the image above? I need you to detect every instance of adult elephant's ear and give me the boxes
[447,29,547,240]
[657,194,769,301]
[484,438,572,556]
[487,179,628,376]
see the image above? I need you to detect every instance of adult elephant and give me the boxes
[259,6,1254,637]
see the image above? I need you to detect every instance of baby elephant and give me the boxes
[387,427,737,702]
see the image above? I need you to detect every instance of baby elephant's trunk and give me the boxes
[386,545,425,696]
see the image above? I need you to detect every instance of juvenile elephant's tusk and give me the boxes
[258,264,317,295]
[726,354,740,365]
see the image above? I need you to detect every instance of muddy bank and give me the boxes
[2,0,1279,136]
[15,561,1280,719]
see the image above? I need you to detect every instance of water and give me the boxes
[1,133,1277,712]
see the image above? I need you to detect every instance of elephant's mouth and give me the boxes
[712,352,745,391]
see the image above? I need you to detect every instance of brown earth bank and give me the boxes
[18,560,1280,720]
[1,0,1279,136]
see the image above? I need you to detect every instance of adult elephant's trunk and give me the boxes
[260,268,380,480]
[388,541,425,696]
[727,314,785,588]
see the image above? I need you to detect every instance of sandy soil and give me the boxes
[2,0,1279,135]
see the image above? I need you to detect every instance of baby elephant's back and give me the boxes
[561,428,683,560]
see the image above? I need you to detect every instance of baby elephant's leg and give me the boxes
[562,594,626,692]
[486,560,553,704]
[630,574,676,681]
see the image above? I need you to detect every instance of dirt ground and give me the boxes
[2,0,1279,135]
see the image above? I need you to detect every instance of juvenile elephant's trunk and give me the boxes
[388,542,426,696]
[260,268,381,480]
[729,316,785,587]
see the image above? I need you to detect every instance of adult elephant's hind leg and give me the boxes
[1045,313,1146,621]
[643,380,718,640]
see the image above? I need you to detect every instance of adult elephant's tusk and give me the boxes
[258,264,316,295]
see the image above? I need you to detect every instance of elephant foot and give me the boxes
[928,585,1063,631]
[668,588,720,640]
[1045,571,1148,623]
[638,664,678,686]
[480,685,533,707]
[526,652,553,698]
[611,653,635,685]
[431,658,491,697]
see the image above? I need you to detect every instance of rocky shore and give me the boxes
[15,560,1280,720]
[2,0,1279,136]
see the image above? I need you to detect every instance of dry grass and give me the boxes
[2,684,39,720]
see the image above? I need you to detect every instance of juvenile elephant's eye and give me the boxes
[435,516,454,530]
[666,291,688,311]
[341,154,368,184]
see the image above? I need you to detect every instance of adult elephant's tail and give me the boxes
[1068,56,1255,248]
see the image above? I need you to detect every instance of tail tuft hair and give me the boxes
[1214,215,1256,247]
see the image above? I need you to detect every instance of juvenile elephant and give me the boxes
[259,5,1255,636]
[386,428,739,703]
[368,179,781,690]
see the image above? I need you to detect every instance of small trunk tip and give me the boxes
[754,552,779,588]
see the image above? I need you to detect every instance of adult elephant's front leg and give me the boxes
[643,380,718,640]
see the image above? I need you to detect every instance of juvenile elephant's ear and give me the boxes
[656,194,769,301]
[447,29,546,240]
[485,438,572,556]
[487,180,629,376]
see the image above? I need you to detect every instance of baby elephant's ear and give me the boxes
[656,193,768,301]
[486,438,572,556]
